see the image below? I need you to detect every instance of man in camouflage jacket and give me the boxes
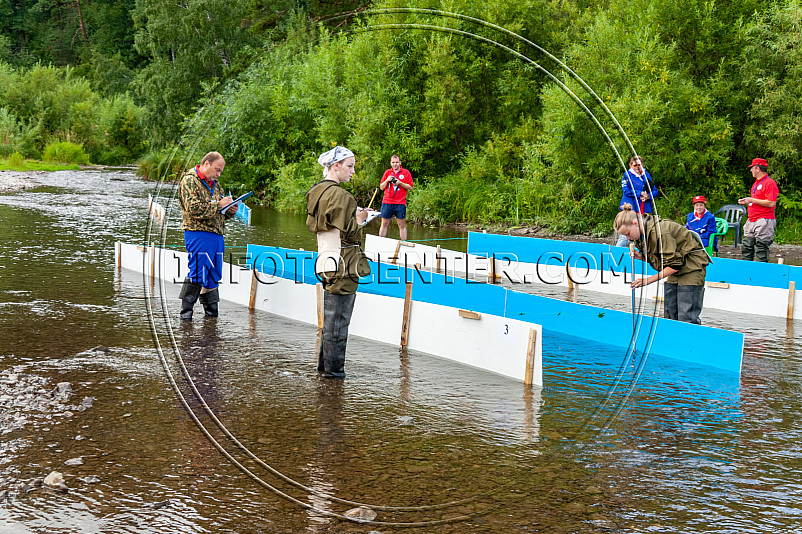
[177,151,237,320]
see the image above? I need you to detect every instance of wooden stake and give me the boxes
[524,328,538,386]
[248,269,258,310]
[316,283,324,328]
[116,241,121,269]
[149,242,155,283]
[391,240,415,265]
[788,281,796,321]
[315,283,324,358]
[490,254,497,285]
[400,282,413,348]
[436,245,442,274]
[566,262,574,290]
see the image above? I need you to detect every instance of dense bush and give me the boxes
[135,148,188,180]
[42,141,90,164]
[0,62,148,164]
[7,152,23,167]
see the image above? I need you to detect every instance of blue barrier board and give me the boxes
[246,244,744,374]
[468,232,800,290]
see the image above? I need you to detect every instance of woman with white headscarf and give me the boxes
[305,146,370,378]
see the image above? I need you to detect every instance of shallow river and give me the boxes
[1,169,800,533]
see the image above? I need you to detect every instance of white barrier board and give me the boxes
[116,242,543,385]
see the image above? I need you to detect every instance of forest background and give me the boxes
[1,0,801,240]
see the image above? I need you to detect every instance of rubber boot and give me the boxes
[755,239,772,263]
[199,288,219,317]
[179,279,202,320]
[676,284,704,325]
[741,236,756,261]
[317,292,356,379]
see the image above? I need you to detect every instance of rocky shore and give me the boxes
[0,170,42,193]
[0,366,95,502]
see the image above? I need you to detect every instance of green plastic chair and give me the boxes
[705,217,729,257]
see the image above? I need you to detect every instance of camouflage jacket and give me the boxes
[305,179,371,295]
[635,215,709,286]
[178,167,232,235]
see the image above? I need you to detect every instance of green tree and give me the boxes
[537,0,735,229]
[182,0,570,207]
[0,0,143,69]
[740,0,802,187]
[131,0,261,143]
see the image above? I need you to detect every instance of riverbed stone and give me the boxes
[1,370,94,492]
[43,471,69,492]
[64,457,83,466]
[344,506,377,522]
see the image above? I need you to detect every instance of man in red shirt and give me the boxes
[738,157,779,262]
[379,154,413,241]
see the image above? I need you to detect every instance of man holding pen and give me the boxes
[177,151,238,320]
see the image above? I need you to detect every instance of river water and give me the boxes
[0,169,800,533]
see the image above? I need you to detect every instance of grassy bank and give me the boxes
[0,156,80,172]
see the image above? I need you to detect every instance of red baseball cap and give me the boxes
[748,158,768,168]
[692,195,706,204]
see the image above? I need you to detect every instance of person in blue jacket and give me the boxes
[616,156,658,246]
[685,195,718,250]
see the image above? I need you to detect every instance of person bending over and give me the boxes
[615,204,708,324]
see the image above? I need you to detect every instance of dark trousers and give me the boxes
[664,283,705,324]
[317,292,357,378]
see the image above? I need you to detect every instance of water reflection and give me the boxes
[304,379,345,530]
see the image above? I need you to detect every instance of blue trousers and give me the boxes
[184,231,224,290]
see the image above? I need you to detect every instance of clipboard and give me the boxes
[359,208,381,226]
[220,191,253,213]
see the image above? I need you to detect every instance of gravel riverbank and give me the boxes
[0,170,43,193]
